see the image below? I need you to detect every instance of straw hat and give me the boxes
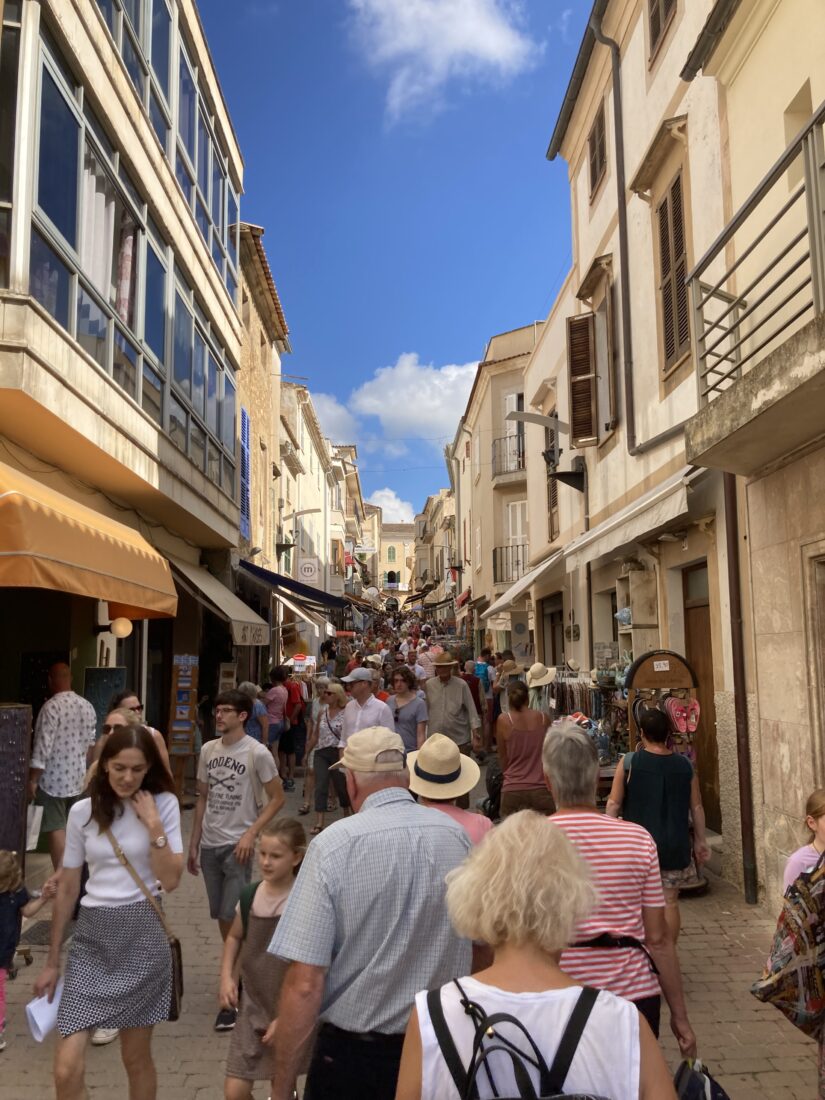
[497,659,520,680]
[431,652,458,667]
[407,734,480,800]
[526,662,556,688]
[330,727,406,773]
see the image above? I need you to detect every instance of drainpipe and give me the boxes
[589,13,689,457]
[724,471,758,903]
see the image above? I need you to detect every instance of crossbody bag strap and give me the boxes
[427,987,472,1098]
[105,828,172,941]
[545,986,599,1093]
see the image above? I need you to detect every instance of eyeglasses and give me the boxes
[214,706,238,715]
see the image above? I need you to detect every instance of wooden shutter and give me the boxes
[567,314,598,447]
[657,174,690,370]
[545,423,560,539]
[240,407,251,540]
[649,0,662,51]
[589,105,606,194]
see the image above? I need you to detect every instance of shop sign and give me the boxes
[298,557,320,584]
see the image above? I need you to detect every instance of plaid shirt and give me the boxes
[268,787,472,1033]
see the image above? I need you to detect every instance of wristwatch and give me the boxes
[150,834,168,849]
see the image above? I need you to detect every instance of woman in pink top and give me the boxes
[263,667,289,765]
[783,788,825,892]
[407,734,492,845]
[497,680,553,817]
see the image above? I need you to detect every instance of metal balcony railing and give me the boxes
[492,435,525,476]
[689,99,825,404]
[493,544,528,585]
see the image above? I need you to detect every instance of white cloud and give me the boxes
[312,392,359,443]
[348,0,538,121]
[349,352,477,448]
[367,487,416,522]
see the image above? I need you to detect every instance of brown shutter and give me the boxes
[567,314,598,447]
[671,174,691,357]
[657,193,676,364]
[649,0,662,50]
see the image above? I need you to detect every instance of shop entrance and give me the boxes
[541,595,564,668]
[683,563,721,832]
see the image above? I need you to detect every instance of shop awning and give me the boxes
[564,466,704,572]
[170,558,269,645]
[482,550,563,620]
[455,587,471,609]
[276,589,331,639]
[240,560,347,611]
[0,461,177,618]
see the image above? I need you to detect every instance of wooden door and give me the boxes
[683,565,722,832]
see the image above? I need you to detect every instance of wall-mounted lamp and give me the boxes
[94,617,133,638]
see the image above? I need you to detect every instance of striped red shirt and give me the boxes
[552,812,664,1001]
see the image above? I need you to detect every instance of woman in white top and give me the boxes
[306,681,350,834]
[34,725,183,1100]
[396,811,676,1100]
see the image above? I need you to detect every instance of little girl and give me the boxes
[0,850,55,1051]
[220,818,306,1099]
[783,788,825,891]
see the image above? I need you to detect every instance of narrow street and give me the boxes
[3,781,818,1099]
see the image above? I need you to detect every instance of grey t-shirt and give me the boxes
[387,694,428,753]
[197,734,278,848]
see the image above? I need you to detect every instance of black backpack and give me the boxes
[427,981,613,1099]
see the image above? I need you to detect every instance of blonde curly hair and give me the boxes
[0,850,23,894]
[445,812,597,954]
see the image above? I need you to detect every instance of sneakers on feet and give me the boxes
[91,1028,119,1046]
[214,1007,237,1031]
[283,779,295,791]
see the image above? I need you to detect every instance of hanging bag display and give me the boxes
[105,830,183,1022]
[427,980,612,1099]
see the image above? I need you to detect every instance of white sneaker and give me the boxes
[91,1027,119,1046]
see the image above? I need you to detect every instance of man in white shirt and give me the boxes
[29,662,97,870]
[340,668,395,744]
[188,688,284,1031]
[405,649,427,686]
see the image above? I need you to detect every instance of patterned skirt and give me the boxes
[57,898,172,1036]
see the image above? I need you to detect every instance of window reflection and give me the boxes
[76,286,108,368]
[38,70,79,247]
[113,329,138,398]
[30,228,71,327]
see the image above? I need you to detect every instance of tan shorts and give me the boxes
[661,865,694,891]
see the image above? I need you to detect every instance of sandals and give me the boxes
[298,804,311,815]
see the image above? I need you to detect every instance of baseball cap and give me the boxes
[330,726,406,773]
[341,667,374,683]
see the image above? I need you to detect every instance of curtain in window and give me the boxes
[114,213,137,327]
[80,145,116,297]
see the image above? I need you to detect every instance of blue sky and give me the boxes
[198,0,590,520]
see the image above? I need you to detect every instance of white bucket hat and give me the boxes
[526,662,557,688]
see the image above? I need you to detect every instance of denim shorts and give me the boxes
[267,720,286,747]
[200,844,251,922]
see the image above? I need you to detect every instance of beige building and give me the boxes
[413,488,457,623]
[681,0,825,898]
[379,522,415,597]
[0,0,274,727]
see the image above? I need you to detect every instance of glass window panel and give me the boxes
[147,213,164,249]
[118,164,142,211]
[144,244,166,362]
[83,102,114,162]
[221,374,236,454]
[207,440,220,485]
[195,198,209,242]
[122,0,141,35]
[685,566,710,602]
[0,209,10,288]
[197,110,209,197]
[80,142,138,330]
[225,267,236,303]
[192,329,205,416]
[113,329,138,398]
[173,292,192,397]
[5,0,23,20]
[142,362,162,423]
[169,393,187,451]
[150,0,171,100]
[226,189,238,268]
[206,351,218,434]
[111,210,138,331]
[211,160,223,230]
[175,150,193,204]
[38,68,79,247]
[221,460,235,498]
[178,53,196,163]
[76,285,108,367]
[211,233,223,272]
[190,421,206,471]
[149,90,168,150]
[0,26,21,204]
[30,228,71,327]
[121,29,146,100]
[95,0,115,33]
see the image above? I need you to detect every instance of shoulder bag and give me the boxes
[105,829,183,1022]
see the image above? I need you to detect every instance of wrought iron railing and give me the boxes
[689,99,825,403]
[492,435,525,476]
[493,544,528,585]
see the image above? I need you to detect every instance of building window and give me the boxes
[566,314,598,447]
[38,69,80,247]
[545,423,560,541]
[387,545,396,563]
[649,0,676,57]
[588,103,606,197]
[657,172,690,370]
[0,1,22,287]
[240,407,251,539]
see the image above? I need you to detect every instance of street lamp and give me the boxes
[505,410,585,493]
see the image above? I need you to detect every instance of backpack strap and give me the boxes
[239,881,261,939]
[545,986,599,1093]
[426,987,470,1097]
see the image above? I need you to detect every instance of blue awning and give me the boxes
[239,560,347,611]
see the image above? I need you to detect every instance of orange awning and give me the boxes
[0,461,177,618]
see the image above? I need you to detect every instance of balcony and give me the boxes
[685,101,825,477]
[493,544,528,587]
[492,435,526,486]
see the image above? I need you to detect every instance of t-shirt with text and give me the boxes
[198,735,278,848]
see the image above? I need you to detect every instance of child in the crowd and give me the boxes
[783,788,825,891]
[219,818,307,1099]
[0,851,56,1051]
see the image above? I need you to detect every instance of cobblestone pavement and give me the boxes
[3,781,819,1099]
